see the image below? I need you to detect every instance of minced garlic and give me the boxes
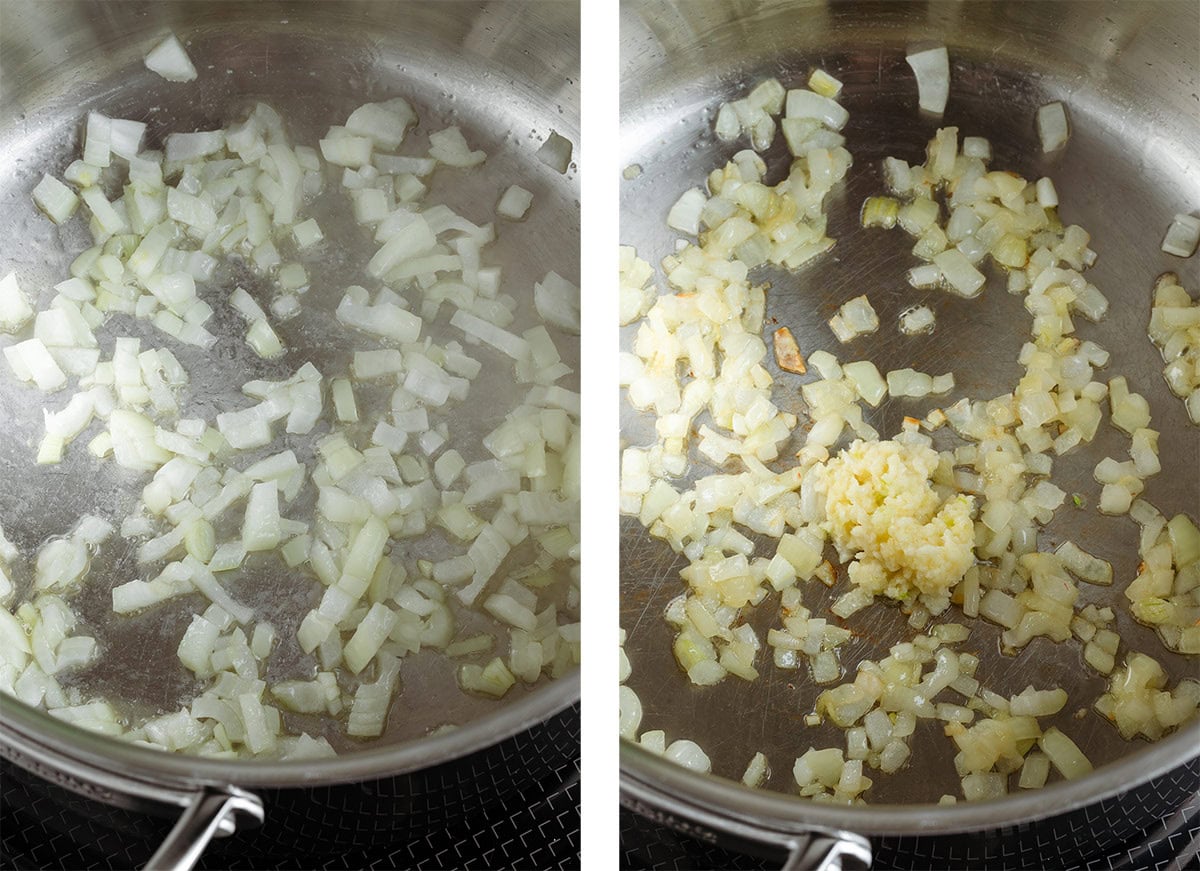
[822,439,975,599]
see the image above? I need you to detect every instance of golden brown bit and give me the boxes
[772,326,806,374]
[1154,272,1180,295]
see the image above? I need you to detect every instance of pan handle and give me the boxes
[622,783,872,870]
[781,831,873,871]
[0,720,264,871]
[146,785,265,871]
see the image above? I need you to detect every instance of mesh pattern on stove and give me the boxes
[1,704,579,870]
[620,758,1199,871]
[620,811,773,870]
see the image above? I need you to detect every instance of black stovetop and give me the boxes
[620,804,1200,871]
[1,705,579,871]
[621,763,1200,871]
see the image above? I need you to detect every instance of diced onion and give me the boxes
[1161,214,1200,258]
[906,45,950,115]
[667,188,706,235]
[535,131,572,173]
[32,175,79,225]
[0,273,35,333]
[899,305,935,335]
[144,34,198,82]
[497,185,533,220]
[1037,102,1070,152]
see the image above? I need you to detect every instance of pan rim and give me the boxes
[1,669,578,789]
[620,720,1200,836]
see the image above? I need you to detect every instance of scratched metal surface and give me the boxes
[619,0,1200,810]
[0,0,579,780]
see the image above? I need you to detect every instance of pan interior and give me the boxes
[619,0,1199,805]
[0,0,579,761]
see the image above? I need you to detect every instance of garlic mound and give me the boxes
[821,439,975,600]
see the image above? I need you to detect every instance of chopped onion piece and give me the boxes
[144,34,198,82]
[1055,541,1112,585]
[899,305,935,335]
[165,130,224,163]
[1038,727,1091,779]
[1037,102,1070,152]
[534,271,580,335]
[667,188,706,236]
[808,69,843,99]
[1161,214,1200,258]
[497,185,533,220]
[665,739,713,773]
[1036,177,1059,208]
[933,249,986,297]
[535,130,572,173]
[861,197,899,229]
[0,273,34,333]
[345,99,415,150]
[242,481,281,553]
[785,89,848,130]
[843,361,887,408]
[906,45,950,115]
[293,218,324,248]
[32,175,79,225]
[343,603,399,674]
[320,133,373,168]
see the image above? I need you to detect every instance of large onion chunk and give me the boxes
[535,130,573,174]
[534,271,581,335]
[1161,214,1200,258]
[144,34,198,83]
[828,295,879,343]
[32,175,80,225]
[0,273,34,333]
[1037,102,1071,152]
[898,305,935,335]
[906,45,950,115]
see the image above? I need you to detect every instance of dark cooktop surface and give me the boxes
[620,758,1200,871]
[1,704,580,871]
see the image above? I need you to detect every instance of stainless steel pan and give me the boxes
[619,0,1198,866]
[0,2,579,867]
